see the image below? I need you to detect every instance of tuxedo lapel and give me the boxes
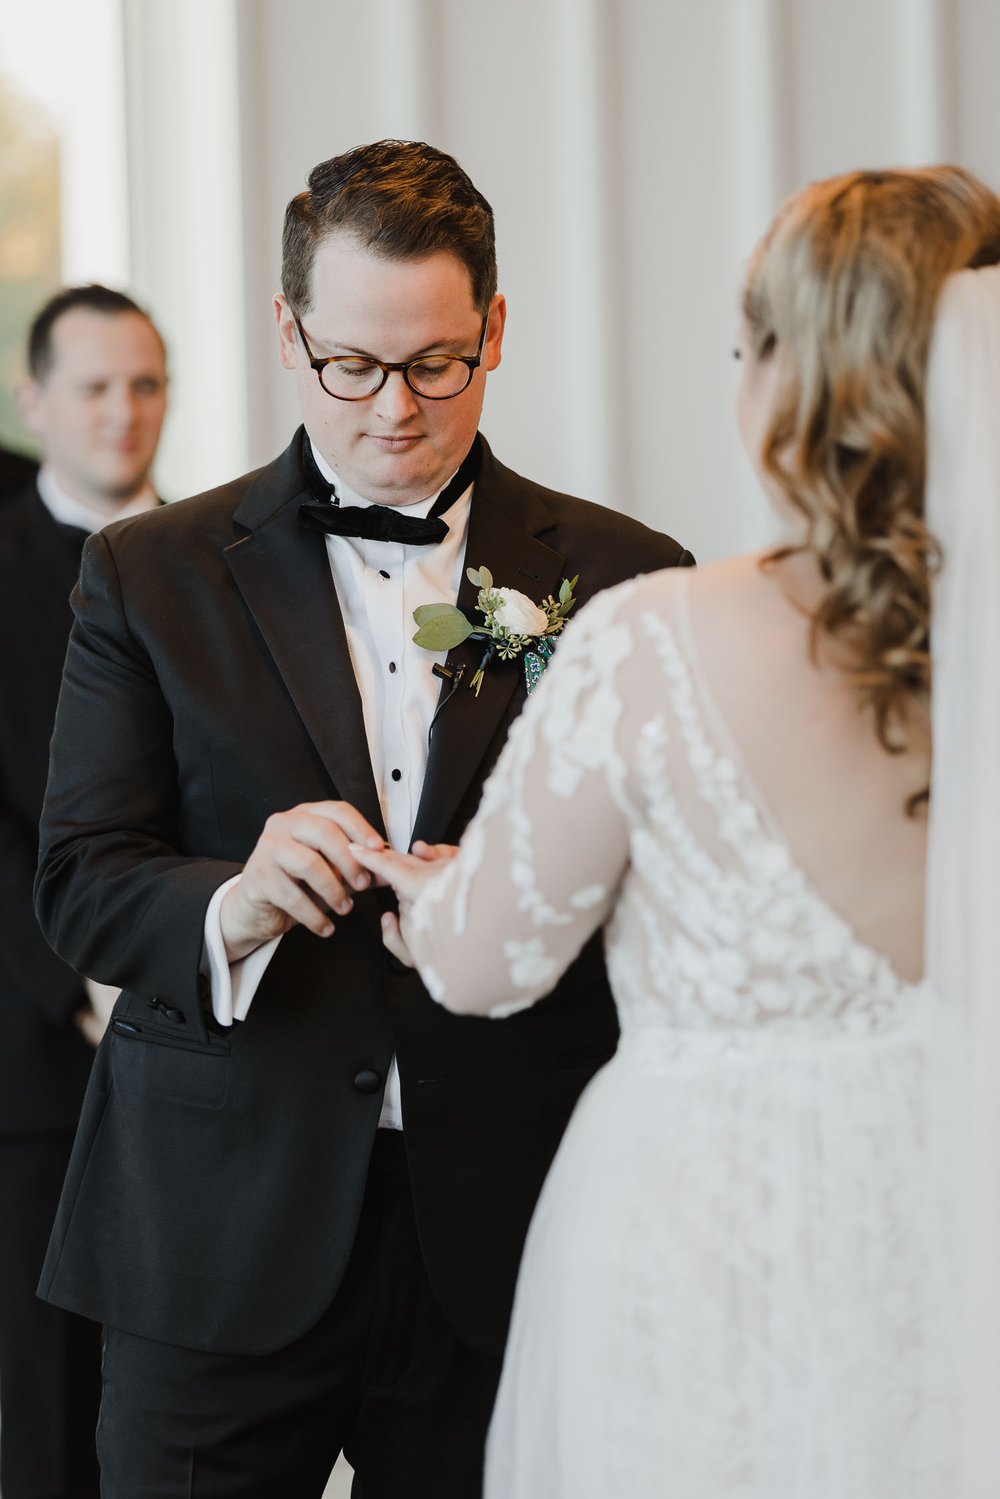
[224,451,386,839]
[411,472,566,847]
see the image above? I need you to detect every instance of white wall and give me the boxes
[126,0,1000,559]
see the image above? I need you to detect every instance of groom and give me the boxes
[35,139,693,1496]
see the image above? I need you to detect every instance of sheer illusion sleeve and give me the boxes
[403,577,650,1016]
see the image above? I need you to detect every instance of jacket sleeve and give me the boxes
[34,530,242,1034]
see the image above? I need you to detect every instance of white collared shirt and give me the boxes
[36,465,158,534]
[202,439,474,1128]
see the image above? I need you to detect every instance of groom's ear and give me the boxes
[274,294,299,372]
[484,294,507,373]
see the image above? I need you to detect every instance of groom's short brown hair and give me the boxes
[281,139,497,317]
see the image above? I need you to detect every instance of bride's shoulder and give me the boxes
[577,552,765,630]
[586,556,790,690]
[565,567,678,640]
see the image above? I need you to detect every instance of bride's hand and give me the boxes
[350,839,459,970]
[349,839,458,898]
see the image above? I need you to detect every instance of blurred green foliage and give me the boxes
[0,76,60,459]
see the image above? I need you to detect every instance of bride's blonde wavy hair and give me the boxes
[745,166,1000,804]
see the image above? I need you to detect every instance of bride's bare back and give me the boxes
[684,552,927,983]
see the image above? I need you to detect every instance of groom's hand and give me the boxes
[221,801,385,961]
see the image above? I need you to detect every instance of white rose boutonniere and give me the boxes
[412,565,579,695]
[491,588,550,638]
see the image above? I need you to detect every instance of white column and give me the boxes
[552,0,622,507]
[59,0,131,287]
[729,0,793,256]
[373,0,443,141]
[121,0,249,500]
[727,0,791,549]
[897,0,955,162]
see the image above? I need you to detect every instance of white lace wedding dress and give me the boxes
[404,567,954,1498]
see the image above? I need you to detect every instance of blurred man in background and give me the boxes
[0,284,168,1499]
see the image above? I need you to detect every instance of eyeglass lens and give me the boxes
[320,356,473,401]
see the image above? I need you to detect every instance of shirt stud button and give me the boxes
[391,768,402,782]
[379,569,390,580]
[389,661,397,674]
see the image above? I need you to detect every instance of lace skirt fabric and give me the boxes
[485,1027,956,1499]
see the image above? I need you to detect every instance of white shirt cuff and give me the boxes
[202,875,281,1026]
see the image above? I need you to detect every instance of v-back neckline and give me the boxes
[667,568,927,998]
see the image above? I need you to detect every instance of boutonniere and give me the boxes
[412,565,579,695]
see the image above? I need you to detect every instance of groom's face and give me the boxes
[275,231,505,507]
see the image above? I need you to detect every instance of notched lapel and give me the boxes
[411,490,566,847]
[224,498,386,839]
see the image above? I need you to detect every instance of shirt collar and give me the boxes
[308,438,460,521]
[37,465,158,534]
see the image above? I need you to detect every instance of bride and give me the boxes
[353,167,1000,1497]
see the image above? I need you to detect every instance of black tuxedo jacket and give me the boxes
[0,445,38,495]
[0,483,94,1135]
[35,431,693,1357]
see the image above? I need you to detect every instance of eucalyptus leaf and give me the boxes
[413,613,474,651]
[478,565,494,592]
[413,602,464,626]
[559,578,572,605]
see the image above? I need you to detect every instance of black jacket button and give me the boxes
[353,1069,382,1094]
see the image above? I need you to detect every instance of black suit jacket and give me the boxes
[0,483,94,1135]
[35,431,693,1356]
[0,445,39,495]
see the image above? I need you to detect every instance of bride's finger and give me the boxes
[349,843,427,896]
[410,840,460,863]
[380,911,414,968]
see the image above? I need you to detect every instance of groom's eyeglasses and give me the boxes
[294,314,489,402]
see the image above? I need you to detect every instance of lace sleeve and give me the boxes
[402,578,642,1016]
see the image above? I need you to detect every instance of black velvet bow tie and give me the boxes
[297,431,482,548]
[298,500,448,546]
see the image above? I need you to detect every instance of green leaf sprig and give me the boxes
[412,565,579,694]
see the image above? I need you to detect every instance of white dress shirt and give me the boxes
[202,439,474,1128]
[36,465,158,535]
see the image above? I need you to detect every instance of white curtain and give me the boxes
[123,0,1000,558]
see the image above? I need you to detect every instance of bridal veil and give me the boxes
[925,261,1000,1496]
